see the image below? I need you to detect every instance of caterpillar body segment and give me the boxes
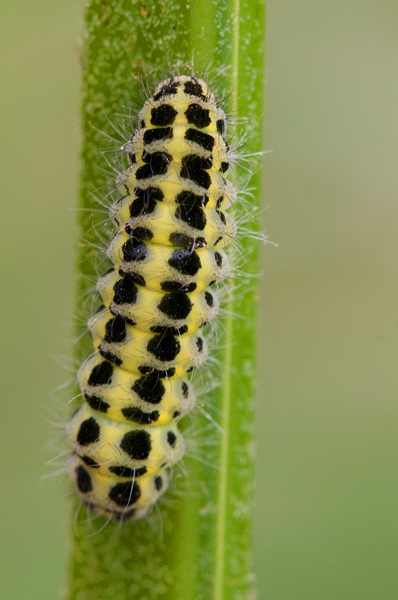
[78,353,195,427]
[112,198,237,250]
[69,453,170,522]
[97,269,220,334]
[68,75,237,521]
[89,309,209,377]
[69,404,185,475]
[107,232,231,293]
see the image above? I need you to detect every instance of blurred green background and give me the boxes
[1,0,397,598]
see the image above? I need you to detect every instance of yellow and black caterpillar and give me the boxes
[68,75,237,521]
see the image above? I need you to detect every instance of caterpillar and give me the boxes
[67,74,238,522]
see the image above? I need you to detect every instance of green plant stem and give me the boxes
[68,1,265,598]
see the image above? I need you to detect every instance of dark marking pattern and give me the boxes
[99,348,122,366]
[77,417,100,447]
[168,249,202,276]
[136,151,172,180]
[122,237,148,262]
[158,293,193,320]
[147,334,181,362]
[153,81,180,101]
[185,103,211,128]
[128,226,153,241]
[217,210,226,225]
[104,316,127,344]
[80,455,100,468]
[113,273,138,305]
[88,361,113,386]
[109,481,141,507]
[84,392,110,414]
[138,366,176,378]
[119,269,146,287]
[204,291,214,307]
[167,431,177,447]
[176,190,209,207]
[109,465,147,477]
[143,127,173,145]
[216,119,225,134]
[129,186,163,217]
[132,376,166,404]
[121,406,160,424]
[175,205,207,230]
[151,104,178,126]
[185,128,215,151]
[171,233,205,249]
[180,155,212,190]
[169,232,196,250]
[120,430,151,460]
[216,196,224,209]
[76,465,92,493]
[214,252,223,267]
[160,281,197,293]
[183,80,205,99]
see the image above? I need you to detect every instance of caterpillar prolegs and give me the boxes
[68,75,238,521]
